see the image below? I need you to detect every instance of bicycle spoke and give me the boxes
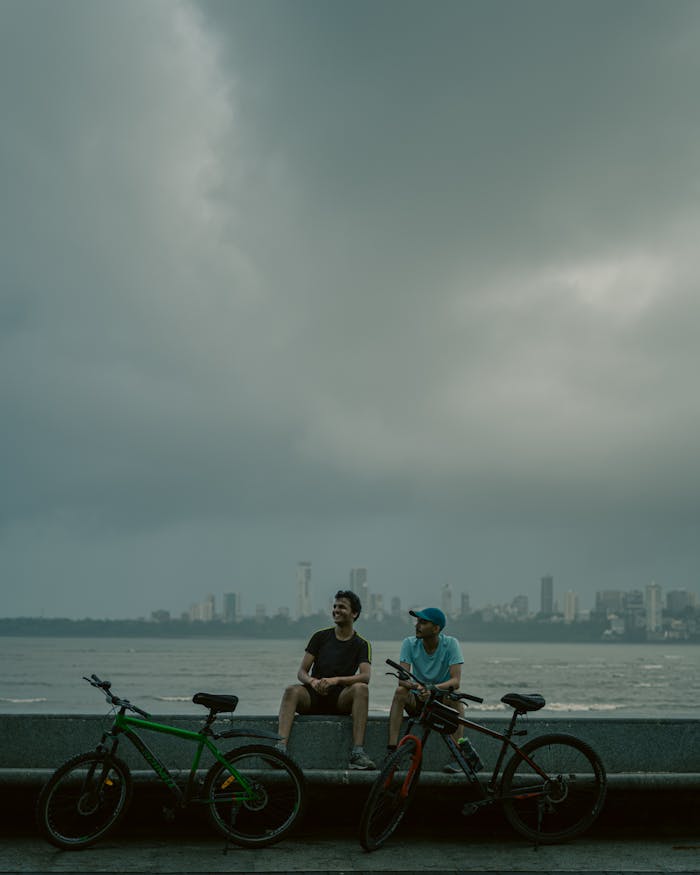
[36,752,132,849]
[204,746,306,848]
[501,734,607,844]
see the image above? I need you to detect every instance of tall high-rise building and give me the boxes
[540,575,554,615]
[595,590,625,615]
[297,561,312,618]
[223,592,240,623]
[390,596,401,616]
[666,589,694,615]
[350,568,369,613]
[189,593,216,621]
[460,592,471,617]
[623,589,646,633]
[564,591,579,623]
[645,581,663,633]
[441,583,454,618]
[370,593,384,620]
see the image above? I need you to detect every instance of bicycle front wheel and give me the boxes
[501,733,607,844]
[36,751,133,849]
[359,737,422,852]
[204,745,306,848]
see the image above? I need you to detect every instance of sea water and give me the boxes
[1,636,699,718]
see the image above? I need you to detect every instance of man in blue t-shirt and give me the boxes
[387,607,465,766]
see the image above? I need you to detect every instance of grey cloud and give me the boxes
[2,0,700,617]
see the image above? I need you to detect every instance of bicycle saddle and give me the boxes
[192,692,239,713]
[501,693,545,713]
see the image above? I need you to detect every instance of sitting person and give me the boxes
[277,589,376,770]
[388,606,478,772]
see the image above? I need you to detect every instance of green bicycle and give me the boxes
[36,674,306,850]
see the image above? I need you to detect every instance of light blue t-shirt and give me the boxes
[399,633,464,685]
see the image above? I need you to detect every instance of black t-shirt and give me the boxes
[306,627,371,679]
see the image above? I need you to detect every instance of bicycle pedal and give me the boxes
[461,802,478,817]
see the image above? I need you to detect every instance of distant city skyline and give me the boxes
[152,564,698,633]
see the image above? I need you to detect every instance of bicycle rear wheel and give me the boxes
[359,737,422,852]
[501,733,607,844]
[36,751,133,849]
[204,745,306,848]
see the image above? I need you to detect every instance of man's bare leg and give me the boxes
[338,683,369,746]
[338,684,375,769]
[277,684,312,747]
[388,686,413,747]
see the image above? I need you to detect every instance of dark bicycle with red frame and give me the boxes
[359,659,606,851]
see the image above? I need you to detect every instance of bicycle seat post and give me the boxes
[503,708,521,740]
[202,710,217,736]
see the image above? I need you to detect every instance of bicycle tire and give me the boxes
[359,737,422,852]
[500,733,607,844]
[36,751,133,849]
[204,744,306,848]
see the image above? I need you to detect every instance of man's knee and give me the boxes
[339,683,368,711]
[281,683,310,711]
[392,686,410,706]
[352,682,369,702]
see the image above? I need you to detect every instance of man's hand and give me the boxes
[312,677,337,695]
[414,684,429,702]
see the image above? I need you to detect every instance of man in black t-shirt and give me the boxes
[277,590,376,769]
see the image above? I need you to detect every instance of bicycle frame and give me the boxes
[403,695,553,806]
[97,709,271,808]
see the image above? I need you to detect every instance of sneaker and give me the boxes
[349,750,377,770]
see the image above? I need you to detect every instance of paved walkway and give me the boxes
[2,821,699,874]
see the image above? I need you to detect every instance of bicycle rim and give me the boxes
[359,738,421,852]
[204,745,306,848]
[36,751,132,849]
[501,733,607,844]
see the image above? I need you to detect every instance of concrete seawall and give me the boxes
[2,713,699,790]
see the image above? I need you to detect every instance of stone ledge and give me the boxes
[2,714,698,774]
[3,767,700,791]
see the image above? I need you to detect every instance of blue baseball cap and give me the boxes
[409,607,446,630]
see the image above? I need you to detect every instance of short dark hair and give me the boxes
[335,589,362,619]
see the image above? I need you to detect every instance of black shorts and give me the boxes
[303,684,344,715]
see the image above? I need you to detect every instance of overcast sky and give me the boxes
[2,0,700,621]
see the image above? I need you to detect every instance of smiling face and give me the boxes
[332,596,356,625]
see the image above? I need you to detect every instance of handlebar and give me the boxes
[385,658,484,704]
[84,674,151,719]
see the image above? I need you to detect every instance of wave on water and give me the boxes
[154,696,192,702]
[0,697,48,704]
[546,702,619,712]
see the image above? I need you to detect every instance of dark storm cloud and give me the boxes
[2,0,700,617]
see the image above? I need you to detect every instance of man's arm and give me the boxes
[435,662,461,693]
[296,651,318,687]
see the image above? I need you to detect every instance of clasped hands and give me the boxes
[309,676,339,696]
